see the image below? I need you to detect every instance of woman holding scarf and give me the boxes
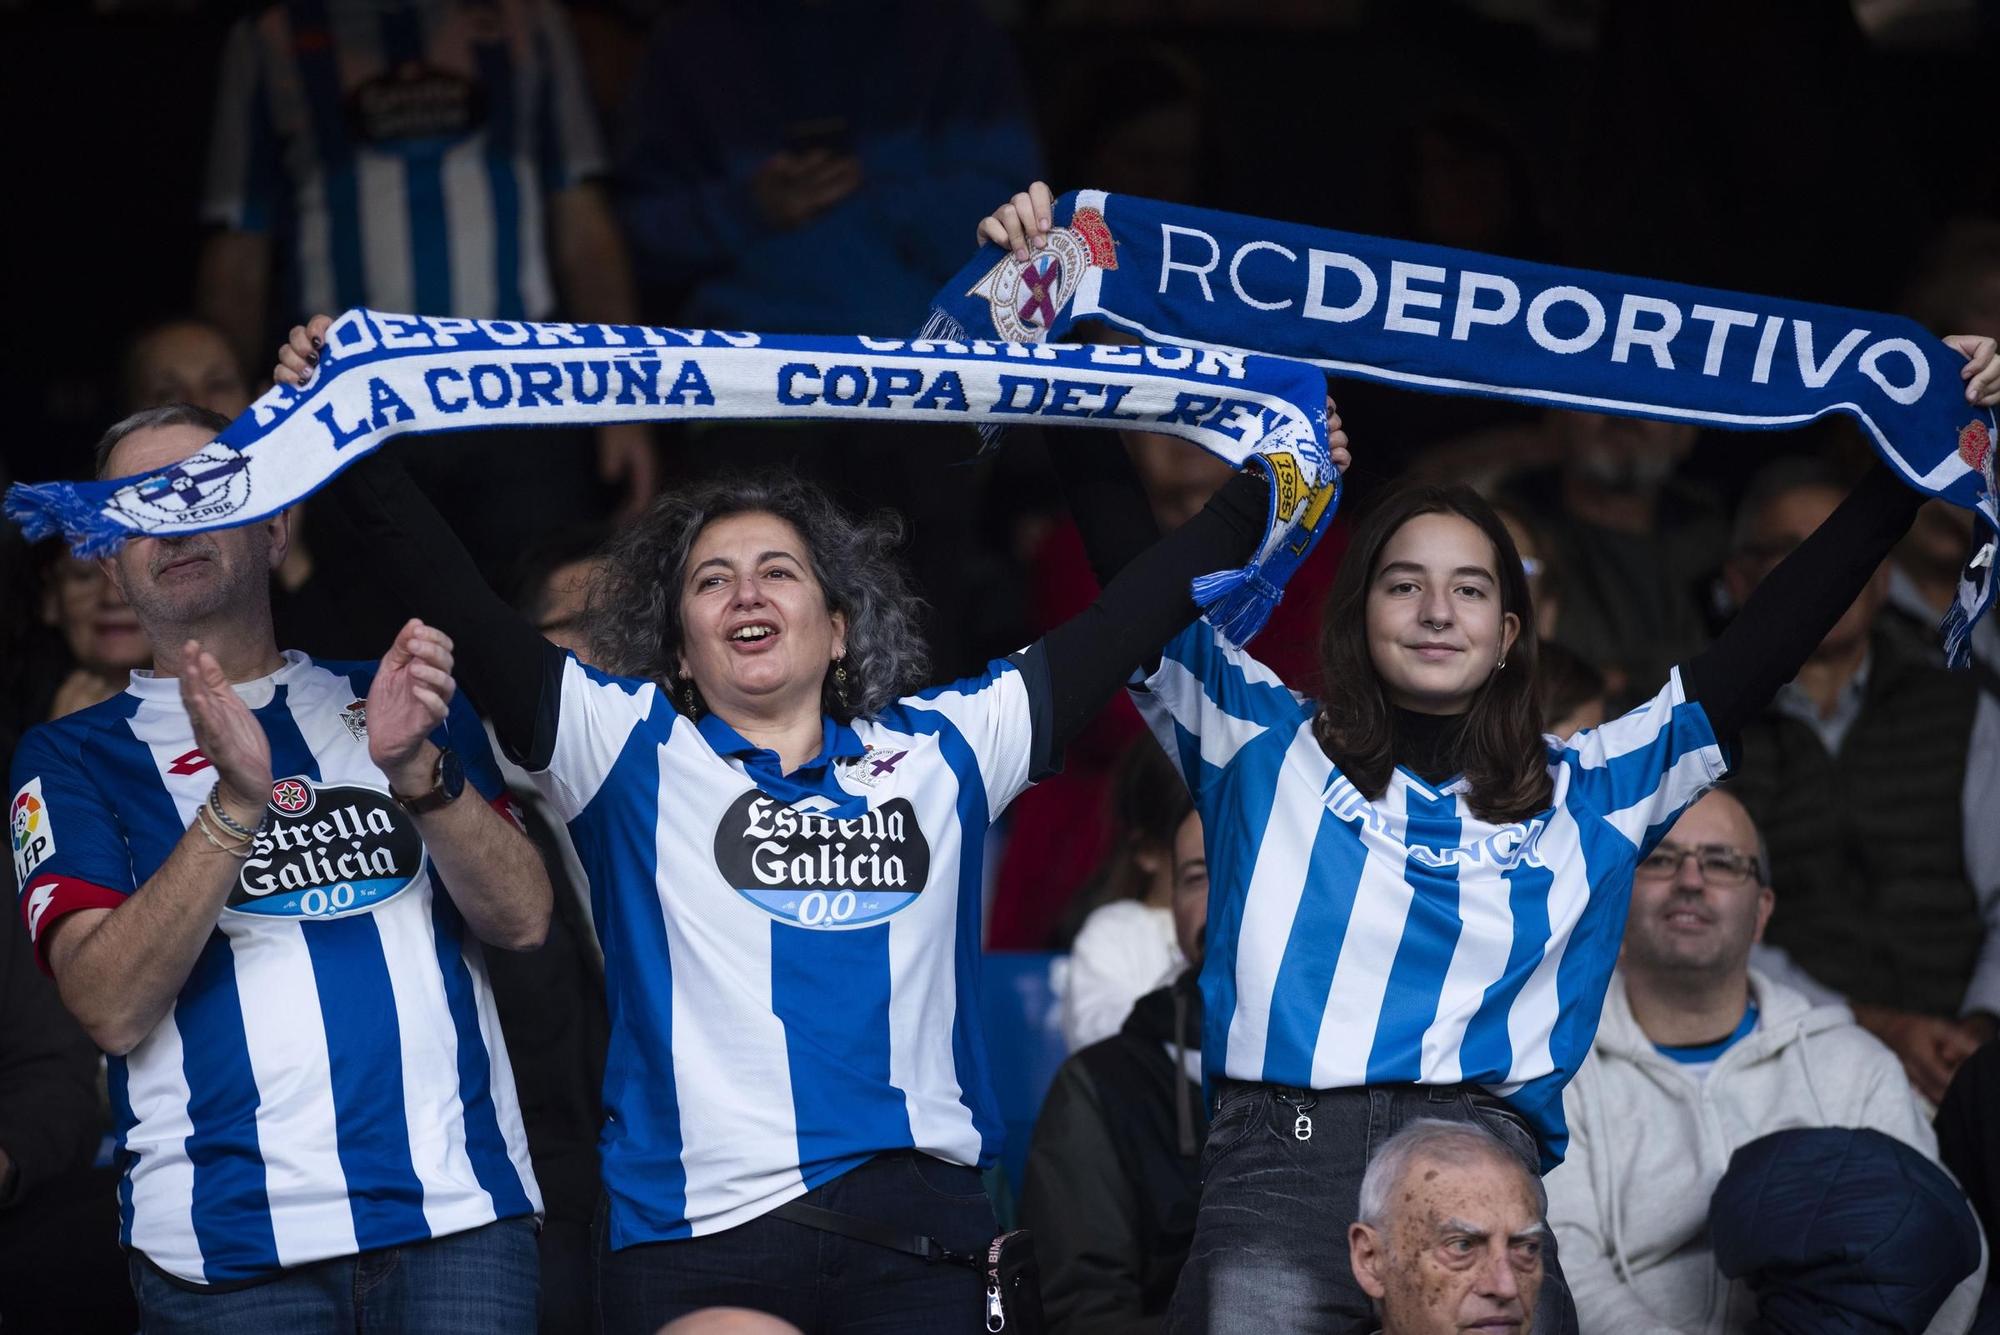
[983,187,2000,1335]
[274,314,1346,1334]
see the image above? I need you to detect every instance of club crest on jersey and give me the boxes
[230,781,423,920]
[714,789,932,929]
[838,746,908,790]
[969,207,1118,343]
[10,779,54,886]
[108,441,253,530]
[339,700,369,743]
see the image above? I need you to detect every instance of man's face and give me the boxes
[1622,791,1772,979]
[1169,809,1207,964]
[535,556,606,664]
[1559,411,1694,494]
[127,322,251,420]
[1350,1153,1545,1335]
[1727,484,1885,658]
[98,424,285,636]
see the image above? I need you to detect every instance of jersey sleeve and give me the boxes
[899,659,1042,820]
[1559,666,1728,856]
[435,688,524,824]
[9,727,137,964]
[532,0,608,190]
[1128,619,1306,807]
[200,16,283,232]
[441,690,503,799]
[537,655,663,822]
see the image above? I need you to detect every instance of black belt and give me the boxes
[768,1197,983,1268]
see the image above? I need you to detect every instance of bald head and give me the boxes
[1623,788,1773,985]
[656,1309,805,1335]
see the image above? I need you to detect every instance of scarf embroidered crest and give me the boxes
[5,312,1337,646]
[924,190,2000,668]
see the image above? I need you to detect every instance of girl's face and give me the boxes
[1365,512,1520,716]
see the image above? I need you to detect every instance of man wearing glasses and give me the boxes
[1722,459,2000,1104]
[1544,787,1987,1334]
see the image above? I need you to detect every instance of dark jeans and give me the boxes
[594,1151,996,1335]
[128,1216,539,1335]
[1166,1082,1578,1335]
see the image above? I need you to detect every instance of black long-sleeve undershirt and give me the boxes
[1681,460,1925,741]
[320,447,1264,775]
[1051,439,1929,750]
[324,454,565,768]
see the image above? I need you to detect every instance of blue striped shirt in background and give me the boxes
[203,0,605,323]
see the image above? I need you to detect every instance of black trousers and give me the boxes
[593,1151,996,1335]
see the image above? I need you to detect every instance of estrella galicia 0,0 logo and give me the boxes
[229,780,423,920]
[714,790,931,929]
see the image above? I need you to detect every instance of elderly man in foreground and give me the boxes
[1347,1119,1549,1335]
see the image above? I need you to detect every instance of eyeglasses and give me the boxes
[1635,842,1760,886]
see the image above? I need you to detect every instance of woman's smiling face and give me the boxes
[677,510,845,723]
[1365,511,1520,715]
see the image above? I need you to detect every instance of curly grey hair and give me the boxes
[583,471,930,722]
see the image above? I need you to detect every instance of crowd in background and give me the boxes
[7,1,2000,1332]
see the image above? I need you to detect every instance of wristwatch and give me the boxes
[389,747,465,815]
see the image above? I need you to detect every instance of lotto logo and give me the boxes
[10,780,55,885]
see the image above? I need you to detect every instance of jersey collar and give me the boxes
[126,649,315,709]
[696,710,867,777]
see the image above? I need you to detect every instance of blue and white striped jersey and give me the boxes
[8,654,540,1284]
[537,654,1038,1248]
[202,0,605,322]
[1133,621,1726,1163]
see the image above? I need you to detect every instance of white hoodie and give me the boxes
[1546,969,1985,1335]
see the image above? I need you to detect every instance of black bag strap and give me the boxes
[768,1199,979,1268]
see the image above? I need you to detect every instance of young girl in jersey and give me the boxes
[981,185,2000,1335]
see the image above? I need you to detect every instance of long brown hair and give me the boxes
[1312,484,1553,823]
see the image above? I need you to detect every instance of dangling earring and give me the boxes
[680,675,699,717]
[833,657,850,709]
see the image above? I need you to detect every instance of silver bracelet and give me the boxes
[206,783,262,841]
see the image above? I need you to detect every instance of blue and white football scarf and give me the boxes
[5,314,1337,646]
[924,190,2000,667]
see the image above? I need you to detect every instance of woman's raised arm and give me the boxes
[1683,334,2000,740]
[277,317,568,767]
